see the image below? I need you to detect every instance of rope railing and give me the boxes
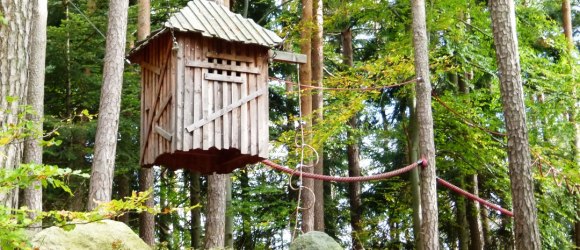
[436,177,514,217]
[262,159,514,217]
[261,158,426,183]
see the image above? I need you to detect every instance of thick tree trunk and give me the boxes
[311,0,324,232]
[410,0,439,249]
[139,168,155,245]
[300,0,314,233]
[0,0,32,209]
[137,0,150,41]
[489,1,541,249]
[225,178,234,248]
[21,0,47,232]
[342,26,364,250]
[87,0,129,210]
[204,173,228,248]
[189,171,202,249]
[136,0,155,245]
[409,98,423,250]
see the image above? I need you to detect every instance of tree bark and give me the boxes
[136,0,155,245]
[409,97,423,250]
[189,171,202,249]
[0,0,32,210]
[87,0,129,210]
[341,26,364,250]
[21,0,47,232]
[137,0,150,41]
[489,0,541,249]
[300,0,314,233]
[225,178,234,248]
[204,173,228,249]
[466,175,484,250]
[311,0,324,232]
[562,0,573,49]
[456,180,469,250]
[410,0,439,249]
[139,167,155,245]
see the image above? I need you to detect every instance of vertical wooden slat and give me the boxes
[257,51,269,158]
[239,73,249,154]
[223,80,230,149]
[192,36,202,149]
[248,47,258,155]
[184,37,193,149]
[215,77,223,149]
[231,59,240,149]
[202,38,213,150]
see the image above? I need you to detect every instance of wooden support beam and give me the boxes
[269,50,307,64]
[185,60,260,74]
[186,88,266,132]
[155,125,173,141]
[204,73,244,83]
[141,62,161,75]
[206,51,254,63]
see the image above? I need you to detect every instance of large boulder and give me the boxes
[31,220,150,250]
[289,231,343,250]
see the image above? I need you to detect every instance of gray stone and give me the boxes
[31,220,151,250]
[290,231,343,250]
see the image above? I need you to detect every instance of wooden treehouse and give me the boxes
[127,0,284,174]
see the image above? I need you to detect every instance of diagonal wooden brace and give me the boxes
[185,88,266,133]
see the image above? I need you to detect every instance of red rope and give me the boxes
[436,177,514,217]
[261,158,427,183]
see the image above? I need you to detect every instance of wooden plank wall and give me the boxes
[178,35,269,159]
[138,33,269,171]
[139,33,176,166]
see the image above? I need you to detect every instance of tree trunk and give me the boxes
[466,175,484,250]
[225,178,234,248]
[341,26,364,250]
[189,171,202,249]
[299,0,314,233]
[456,180,469,250]
[137,0,150,41]
[116,174,130,224]
[21,0,47,232]
[0,0,32,210]
[158,171,172,247]
[410,0,439,249]
[311,0,324,232]
[136,0,155,245]
[139,168,155,245]
[204,173,228,249]
[409,98,423,250]
[481,204,492,248]
[562,0,573,49]
[489,1,541,248]
[87,0,129,210]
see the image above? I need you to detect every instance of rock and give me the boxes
[31,220,151,250]
[289,231,343,250]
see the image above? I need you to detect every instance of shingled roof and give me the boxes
[129,0,282,56]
